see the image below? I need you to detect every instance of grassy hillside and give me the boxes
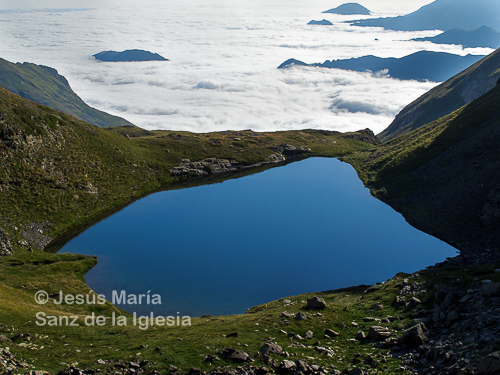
[0,58,133,128]
[379,48,500,141]
[347,83,500,257]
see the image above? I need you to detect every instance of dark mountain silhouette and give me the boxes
[413,26,500,49]
[323,3,370,15]
[352,0,500,31]
[278,51,485,82]
[93,49,168,62]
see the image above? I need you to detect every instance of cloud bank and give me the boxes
[0,0,490,134]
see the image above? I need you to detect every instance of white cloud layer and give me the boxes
[0,0,492,134]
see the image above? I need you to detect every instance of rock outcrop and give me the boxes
[170,144,311,177]
[0,227,12,256]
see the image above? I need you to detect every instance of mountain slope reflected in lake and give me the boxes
[60,158,456,316]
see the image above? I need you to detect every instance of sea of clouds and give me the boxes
[0,0,493,134]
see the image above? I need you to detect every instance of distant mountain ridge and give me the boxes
[412,26,500,49]
[0,58,133,128]
[93,49,168,62]
[323,3,370,15]
[278,51,485,82]
[352,0,500,31]
[379,48,500,141]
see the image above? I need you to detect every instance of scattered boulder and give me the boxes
[481,282,500,297]
[307,296,327,310]
[402,323,429,347]
[367,326,391,341]
[220,348,253,363]
[477,352,500,374]
[280,360,296,370]
[259,342,283,356]
[355,330,366,340]
[305,330,313,339]
[347,367,365,375]
[446,310,460,327]
[370,302,384,310]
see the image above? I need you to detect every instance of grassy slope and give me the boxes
[346,83,500,254]
[378,48,500,141]
[0,58,133,128]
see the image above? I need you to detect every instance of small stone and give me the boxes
[168,365,178,372]
[355,331,366,340]
[325,328,339,337]
[305,330,313,339]
[446,310,460,327]
[295,312,307,321]
[370,302,384,310]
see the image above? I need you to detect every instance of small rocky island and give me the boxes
[323,3,371,15]
[93,49,168,62]
[308,19,333,25]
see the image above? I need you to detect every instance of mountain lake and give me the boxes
[59,158,457,317]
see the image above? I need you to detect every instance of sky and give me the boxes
[0,0,493,134]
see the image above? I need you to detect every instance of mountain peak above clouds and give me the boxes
[93,49,168,62]
[352,0,500,31]
[323,3,371,15]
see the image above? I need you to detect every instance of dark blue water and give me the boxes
[60,158,456,316]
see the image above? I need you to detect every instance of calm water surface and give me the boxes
[60,158,456,316]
